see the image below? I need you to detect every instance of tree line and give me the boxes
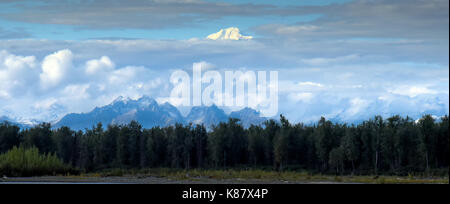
[0,114,448,175]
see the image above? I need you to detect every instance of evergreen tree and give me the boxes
[145,127,168,167]
[23,123,54,154]
[192,124,208,168]
[0,122,21,153]
[314,117,334,171]
[0,114,447,175]
[127,121,142,167]
[274,115,290,170]
[248,125,266,166]
[52,126,75,164]
[341,126,360,173]
[418,115,436,170]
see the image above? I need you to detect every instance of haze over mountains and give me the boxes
[0,116,23,128]
[1,95,446,130]
[51,96,266,130]
[0,116,41,129]
[2,93,446,130]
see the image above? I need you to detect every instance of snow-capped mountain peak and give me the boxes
[112,96,131,104]
[186,105,228,126]
[207,27,253,41]
[54,96,184,130]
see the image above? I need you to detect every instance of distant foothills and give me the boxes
[1,96,267,130]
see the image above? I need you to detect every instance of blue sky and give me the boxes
[0,0,325,40]
[0,0,448,123]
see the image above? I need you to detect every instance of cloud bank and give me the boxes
[0,46,448,123]
[0,49,166,121]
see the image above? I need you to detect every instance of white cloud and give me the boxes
[0,49,169,121]
[34,97,59,110]
[1,51,36,70]
[0,41,448,124]
[0,50,38,99]
[298,81,324,87]
[345,98,371,117]
[390,85,438,97]
[193,61,215,71]
[108,66,146,84]
[272,25,319,35]
[0,90,9,99]
[61,84,91,100]
[300,54,360,66]
[85,56,114,75]
[288,92,314,103]
[40,49,73,88]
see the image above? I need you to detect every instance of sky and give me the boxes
[0,0,449,124]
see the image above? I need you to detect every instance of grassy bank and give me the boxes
[1,166,447,183]
[1,147,447,184]
[75,168,448,184]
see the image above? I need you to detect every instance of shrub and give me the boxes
[0,146,75,177]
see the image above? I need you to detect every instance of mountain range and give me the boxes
[0,116,40,129]
[50,96,266,130]
[2,96,445,130]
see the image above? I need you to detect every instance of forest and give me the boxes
[0,114,448,177]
